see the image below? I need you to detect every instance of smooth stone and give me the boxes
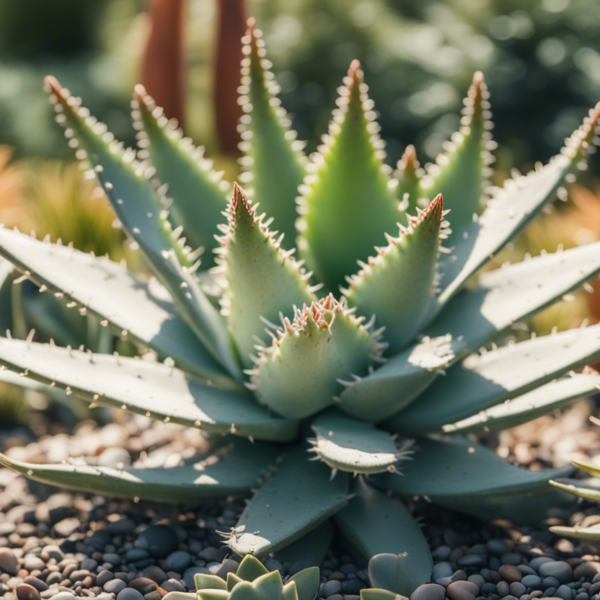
[215,560,239,580]
[410,584,445,600]
[161,581,185,593]
[53,518,80,538]
[497,582,510,597]
[501,554,523,567]
[436,578,453,588]
[144,592,161,600]
[523,576,543,589]
[532,559,557,572]
[575,565,600,581]
[510,582,526,596]
[324,580,343,596]
[0,550,18,576]
[481,584,497,595]
[165,552,192,574]
[97,595,115,600]
[539,563,573,585]
[458,556,486,568]
[452,571,467,582]
[104,581,127,594]
[544,579,561,590]
[23,579,48,593]
[468,575,485,590]
[433,563,454,582]
[50,594,76,600]
[183,568,208,590]
[125,551,149,563]
[138,526,178,560]
[447,581,479,600]
[500,566,523,583]
[116,590,144,600]
[23,556,45,572]
[487,540,511,557]
[128,579,157,595]
[142,567,167,585]
[557,585,573,600]
[104,554,121,568]
[520,567,538,577]
[341,580,364,595]
[433,547,452,561]
[576,594,590,600]
[97,572,114,588]
[16,585,41,600]
[543,588,557,597]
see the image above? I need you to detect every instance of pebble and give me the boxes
[50,594,76,600]
[0,550,18,576]
[23,557,44,572]
[97,572,114,588]
[161,581,185,593]
[433,563,453,582]
[341,579,363,595]
[53,518,80,538]
[183,568,208,590]
[16,585,40,600]
[22,579,47,593]
[137,526,178,559]
[165,552,192,573]
[539,562,573,584]
[543,578,561,590]
[116,590,144,600]
[510,582,527,596]
[500,566,523,583]
[104,580,127,595]
[447,580,479,600]
[575,565,600,581]
[557,584,573,600]
[523,575,543,589]
[410,584,445,600]
[323,581,342,597]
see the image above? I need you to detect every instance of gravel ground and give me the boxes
[3,401,600,600]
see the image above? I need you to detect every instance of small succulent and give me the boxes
[3,19,600,595]
[548,415,600,542]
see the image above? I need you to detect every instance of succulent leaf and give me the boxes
[198,591,231,600]
[286,568,320,600]
[389,324,600,433]
[442,372,600,434]
[393,145,422,215]
[338,334,458,422]
[297,60,401,290]
[133,85,230,263]
[226,445,350,557]
[550,478,600,503]
[228,572,291,600]
[434,102,600,312]
[44,77,240,377]
[274,521,334,575]
[0,440,278,502]
[238,20,307,246]
[228,574,245,591]
[236,556,270,582]
[309,409,404,474]
[548,522,600,541]
[360,590,399,600]
[218,185,315,369]
[334,479,432,596]
[0,226,231,384]
[417,72,493,227]
[373,436,574,500]
[196,575,229,591]
[427,241,600,356]
[344,194,444,353]
[0,337,297,441]
[252,295,381,419]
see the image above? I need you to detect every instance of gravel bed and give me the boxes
[2,402,600,600]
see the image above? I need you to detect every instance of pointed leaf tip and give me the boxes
[397,145,419,176]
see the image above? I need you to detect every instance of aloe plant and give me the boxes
[1,18,600,596]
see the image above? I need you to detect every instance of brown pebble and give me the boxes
[82,575,95,588]
[498,565,522,583]
[129,578,158,594]
[446,581,479,600]
[0,548,19,576]
[574,562,600,580]
[16,584,41,600]
[23,577,48,592]
[69,570,89,583]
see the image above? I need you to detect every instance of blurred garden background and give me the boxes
[2,0,600,430]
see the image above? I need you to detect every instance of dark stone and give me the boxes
[410,584,445,600]
[16,585,41,600]
[117,589,145,600]
[138,526,178,560]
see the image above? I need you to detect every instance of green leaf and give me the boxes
[442,372,600,435]
[164,593,196,600]
[198,591,231,600]
[373,436,573,499]
[433,102,600,312]
[45,76,240,378]
[393,145,422,215]
[360,590,398,600]
[236,556,270,582]
[388,325,600,433]
[252,295,381,419]
[334,479,432,596]
[338,334,458,422]
[568,457,600,480]
[226,445,350,557]
[229,572,288,600]
[417,72,493,228]
[297,61,401,290]
[0,226,233,385]
[345,194,444,353]
[274,521,334,574]
[0,337,298,442]
[218,185,315,369]
[195,575,230,591]
[310,409,403,474]
[0,257,15,334]
[0,440,278,502]
[238,20,307,246]
[133,85,230,264]
[427,241,600,357]
[228,574,244,592]
[287,568,320,600]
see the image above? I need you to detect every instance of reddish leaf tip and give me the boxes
[398,145,418,175]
